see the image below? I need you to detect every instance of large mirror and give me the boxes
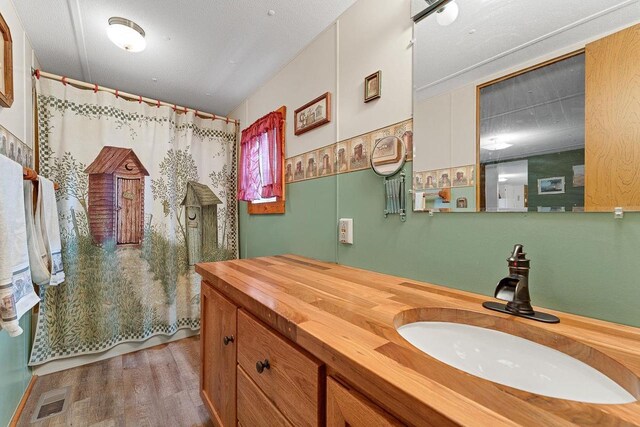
[411,0,640,213]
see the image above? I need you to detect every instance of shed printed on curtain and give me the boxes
[30,78,238,365]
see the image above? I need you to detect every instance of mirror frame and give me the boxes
[370,136,407,177]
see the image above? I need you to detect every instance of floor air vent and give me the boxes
[30,386,70,423]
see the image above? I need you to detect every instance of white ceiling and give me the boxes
[414,0,640,99]
[16,0,356,116]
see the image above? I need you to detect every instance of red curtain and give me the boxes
[237,111,283,201]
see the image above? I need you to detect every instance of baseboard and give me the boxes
[9,375,38,427]
[32,328,200,376]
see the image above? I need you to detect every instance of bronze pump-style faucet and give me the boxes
[483,244,560,323]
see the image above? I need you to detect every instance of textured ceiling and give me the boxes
[16,0,356,115]
[480,53,585,162]
[414,0,640,99]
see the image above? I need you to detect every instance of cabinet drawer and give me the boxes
[237,365,292,427]
[238,310,323,427]
[327,377,404,427]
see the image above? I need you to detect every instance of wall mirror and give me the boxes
[411,0,640,213]
[371,136,406,177]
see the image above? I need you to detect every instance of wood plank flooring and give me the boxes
[17,337,212,427]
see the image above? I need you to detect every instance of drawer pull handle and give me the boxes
[256,359,270,374]
[223,335,234,346]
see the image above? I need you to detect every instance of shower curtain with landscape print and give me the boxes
[30,78,238,365]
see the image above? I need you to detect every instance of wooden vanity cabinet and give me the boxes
[327,377,404,427]
[200,281,237,427]
[201,281,326,427]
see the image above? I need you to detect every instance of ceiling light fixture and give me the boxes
[436,1,459,26]
[413,0,459,24]
[107,17,146,52]
[483,141,513,151]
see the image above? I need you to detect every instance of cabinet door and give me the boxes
[327,377,403,427]
[585,23,640,211]
[201,281,237,427]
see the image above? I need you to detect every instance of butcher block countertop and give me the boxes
[195,255,640,426]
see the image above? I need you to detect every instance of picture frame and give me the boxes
[0,13,13,108]
[537,177,565,195]
[364,70,381,103]
[294,92,331,136]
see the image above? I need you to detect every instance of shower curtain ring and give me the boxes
[93,84,99,93]
[61,76,68,86]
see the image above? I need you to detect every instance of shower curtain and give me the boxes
[30,78,238,365]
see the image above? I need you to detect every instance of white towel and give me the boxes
[36,176,65,286]
[0,155,39,337]
[24,182,51,286]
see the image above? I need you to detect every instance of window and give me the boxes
[237,106,286,214]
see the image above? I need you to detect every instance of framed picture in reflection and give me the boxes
[538,177,565,195]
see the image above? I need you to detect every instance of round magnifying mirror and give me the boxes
[370,136,406,177]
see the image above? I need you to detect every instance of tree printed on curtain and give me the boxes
[30,78,238,365]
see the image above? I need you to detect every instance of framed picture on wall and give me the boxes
[364,70,381,103]
[0,13,13,108]
[538,177,565,195]
[294,92,331,136]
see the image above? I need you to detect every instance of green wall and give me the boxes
[0,316,32,426]
[527,149,585,212]
[240,175,338,262]
[240,162,640,328]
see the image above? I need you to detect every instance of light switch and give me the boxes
[339,218,353,244]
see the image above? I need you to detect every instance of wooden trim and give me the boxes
[0,13,13,108]
[475,49,586,212]
[247,198,285,215]
[247,106,287,215]
[294,93,331,136]
[9,375,37,427]
[476,48,585,91]
[475,83,481,212]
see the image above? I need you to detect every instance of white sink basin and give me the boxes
[397,321,636,404]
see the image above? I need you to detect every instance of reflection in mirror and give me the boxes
[371,136,406,177]
[411,0,639,213]
[479,53,585,212]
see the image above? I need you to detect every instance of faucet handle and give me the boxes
[507,244,529,269]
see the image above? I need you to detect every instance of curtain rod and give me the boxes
[32,69,239,126]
